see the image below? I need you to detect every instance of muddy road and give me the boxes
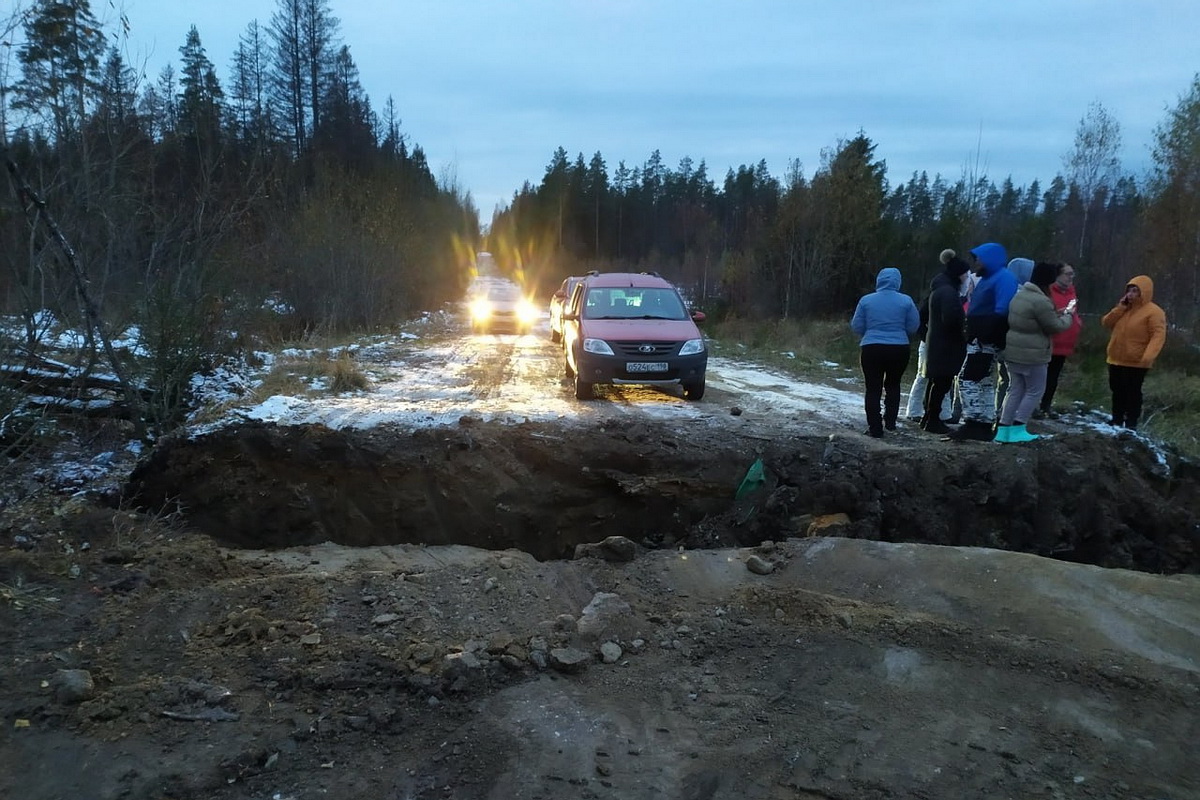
[4,322,1200,800]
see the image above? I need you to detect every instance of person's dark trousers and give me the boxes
[861,344,912,434]
[1041,354,1067,412]
[921,376,954,432]
[1108,364,1148,429]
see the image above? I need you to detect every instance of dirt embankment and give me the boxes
[127,418,1200,573]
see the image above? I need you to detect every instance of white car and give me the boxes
[468,281,539,334]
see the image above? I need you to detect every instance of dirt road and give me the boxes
[3,322,1199,799]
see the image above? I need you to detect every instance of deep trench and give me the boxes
[125,420,1200,573]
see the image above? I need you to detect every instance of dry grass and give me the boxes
[328,351,370,393]
[249,348,371,403]
[710,315,860,375]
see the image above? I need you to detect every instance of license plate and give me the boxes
[626,362,668,373]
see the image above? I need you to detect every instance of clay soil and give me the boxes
[3,341,1200,800]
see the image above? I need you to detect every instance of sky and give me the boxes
[11,0,1200,220]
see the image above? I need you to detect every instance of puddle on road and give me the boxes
[125,420,1200,573]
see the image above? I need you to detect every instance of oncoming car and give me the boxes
[468,282,539,334]
[561,272,707,400]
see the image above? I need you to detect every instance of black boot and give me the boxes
[920,415,951,434]
[950,420,995,441]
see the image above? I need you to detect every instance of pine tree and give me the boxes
[176,26,224,149]
[13,0,107,142]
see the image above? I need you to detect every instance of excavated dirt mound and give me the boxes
[127,418,1200,573]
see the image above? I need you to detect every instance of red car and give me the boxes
[549,275,587,344]
[561,272,707,400]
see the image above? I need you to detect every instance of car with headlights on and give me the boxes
[468,282,539,334]
[561,272,707,400]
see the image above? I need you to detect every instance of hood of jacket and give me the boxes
[1126,275,1155,306]
[970,243,1008,277]
[1007,258,1034,284]
[875,267,902,292]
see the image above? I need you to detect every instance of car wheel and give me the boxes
[683,378,706,401]
[574,370,593,400]
[550,329,561,344]
[564,352,575,379]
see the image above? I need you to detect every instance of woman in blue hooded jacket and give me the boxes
[850,267,921,437]
[950,242,1017,441]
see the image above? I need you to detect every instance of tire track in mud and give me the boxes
[465,337,518,400]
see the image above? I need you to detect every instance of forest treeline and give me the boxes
[489,91,1200,333]
[1,0,479,429]
[3,0,1199,436]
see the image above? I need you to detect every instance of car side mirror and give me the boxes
[691,311,706,324]
[562,311,578,321]
[554,290,566,299]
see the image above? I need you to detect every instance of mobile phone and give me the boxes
[1065,299,1077,313]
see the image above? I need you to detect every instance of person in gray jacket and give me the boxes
[850,267,921,438]
[995,262,1075,443]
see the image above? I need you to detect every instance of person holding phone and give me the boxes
[1102,275,1167,430]
[995,262,1076,442]
[1036,262,1083,418]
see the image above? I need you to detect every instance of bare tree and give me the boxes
[1063,101,1122,261]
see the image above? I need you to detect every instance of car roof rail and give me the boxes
[640,271,661,278]
[586,270,600,276]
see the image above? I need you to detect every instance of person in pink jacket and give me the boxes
[1036,263,1082,418]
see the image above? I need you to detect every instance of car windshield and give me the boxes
[487,287,521,303]
[583,287,688,320]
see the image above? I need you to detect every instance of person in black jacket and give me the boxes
[920,250,970,433]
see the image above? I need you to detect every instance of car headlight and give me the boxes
[516,299,539,325]
[583,338,614,356]
[678,338,706,356]
[469,298,491,321]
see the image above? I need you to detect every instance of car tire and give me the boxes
[683,378,706,401]
[574,370,593,400]
[564,353,575,379]
[551,329,561,344]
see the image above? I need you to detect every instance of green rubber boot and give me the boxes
[1008,423,1040,443]
[993,423,1013,443]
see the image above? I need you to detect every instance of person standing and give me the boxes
[1036,262,1082,418]
[995,262,1075,442]
[951,243,1018,441]
[920,250,970,433]
[850,267,921,438]
[995,258,1034,415]
[1102,276,1167,430]
[904,249,959,423]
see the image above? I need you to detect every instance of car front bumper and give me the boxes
[576,350,707,386]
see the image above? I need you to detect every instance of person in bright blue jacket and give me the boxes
[850,267,921,438]
[951,242,1017,440]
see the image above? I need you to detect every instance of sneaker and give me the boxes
[865,428,884,439]
[1032,408,1047,420]
[921,419,952,434]
[884,420,897,432]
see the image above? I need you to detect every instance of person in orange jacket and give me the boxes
[1101,275,1167,430]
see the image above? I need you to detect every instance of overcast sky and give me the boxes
[43,0,1200,219]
